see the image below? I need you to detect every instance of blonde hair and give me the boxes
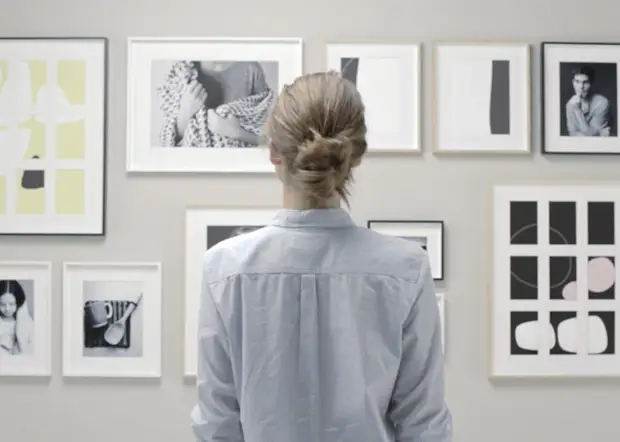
[265,71,367,207]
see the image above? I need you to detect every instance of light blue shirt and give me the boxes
[191,208,452,442]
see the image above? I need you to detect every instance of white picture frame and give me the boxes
[367,220,444,280]
[126,37,303,173]
[0,261,51,376]
[436,292,446,352]
[492,183,620,378]
[0,37,107,235]
[184,207,280,377]
[62,262,162,378]
[326,42,421,152]
[433,42,531,154]
[542,42,620,154]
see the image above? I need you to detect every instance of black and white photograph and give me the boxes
[433,42,530,154]
[0,279,34,357]
[0,262,51,377]
[184,207,280,376]
[63,262,162,378]
[559,62,617,137]
[327,43,420,152]
[367,220,444,280]
[150,60,279,148]
[126,37,303,173]
[82,280,144,358]
[206,225,264,249]
[543,42,620,154]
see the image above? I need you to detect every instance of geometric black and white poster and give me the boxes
[434,43,531,154]
[492,185,620,377]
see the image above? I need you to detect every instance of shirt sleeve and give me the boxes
[388,256,453,442]
[590,97,611,135]
[190,264,243,441]
[249,62,269,95]
[566,102,581,136]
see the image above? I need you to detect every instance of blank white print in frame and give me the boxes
[433,42,530,154]
[126,37,303,173]
[62,262,162,378]
[184,207,279,376]
[326,43,420,152]
[542,42,620,154]
[0,38,106,234]
[0,261,52,377]
[492,185,620,378]
[366,220,444,280]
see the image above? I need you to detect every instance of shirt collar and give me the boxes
[270,208,356,228]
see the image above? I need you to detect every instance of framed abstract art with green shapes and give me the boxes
[0,38,107,235]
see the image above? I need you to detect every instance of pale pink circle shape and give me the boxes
[562,281,578,300]
[588,257,615,293]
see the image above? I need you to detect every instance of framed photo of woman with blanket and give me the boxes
[126,37,303,173]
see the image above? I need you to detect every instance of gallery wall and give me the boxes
[2,0,620,440]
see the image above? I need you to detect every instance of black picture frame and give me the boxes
[0,36,108,236]
[367,219,445,281]
[541,41,620,155]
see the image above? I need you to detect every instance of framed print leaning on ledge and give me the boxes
[0,37,107,235]
[126,37,303,173]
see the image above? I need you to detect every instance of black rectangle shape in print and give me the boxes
[510,311,538,355]
[549,201,576,245]
[510,201,537,244]
[510,256,538,299]
[588,256,615,300]
[549,311,577,355]
[588,311,615,355]
[588,202,615,245]
[549,256,577,300]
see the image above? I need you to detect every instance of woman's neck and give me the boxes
[282,187,341,210]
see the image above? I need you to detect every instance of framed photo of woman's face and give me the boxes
[0,261,51,377]
[126,37,303,173]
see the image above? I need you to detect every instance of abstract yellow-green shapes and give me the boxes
[28,60,46,104]
[19,117,45,159]
[0,60,7,90]
[56,120,85,159]
[55,169,84,214]
[57,60,85,105]
[16,171,45,214]
[0,175,5,214]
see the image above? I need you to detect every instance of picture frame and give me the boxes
[0,261,51,376]
[62,262,162,378]
[432,42,531,154]
[436,292,446,352]
[0,37,107,235]
[491,183,620,378]
[367,220,444,280]
[326,42,421,152]
[184,207,280,377]
[542,42,620,154]
[126,37,303,173]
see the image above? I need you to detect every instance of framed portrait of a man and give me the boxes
[542,42,620,154]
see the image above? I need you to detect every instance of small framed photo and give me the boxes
[492,184,620,378]
[126,37,303,173]
[0,262,51,376]
[367,220,444,280]
[542,42,620,154]
[0,37,107,235]
[326,42,421,152]
[62,262,162,378]
[436,292,446,352]
[433,42,531,154]
[184,207,279,376]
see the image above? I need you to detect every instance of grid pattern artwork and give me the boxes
[492,185,620,377]
[0,39,106,235]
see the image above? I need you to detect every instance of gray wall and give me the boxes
[2,0,618,440]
